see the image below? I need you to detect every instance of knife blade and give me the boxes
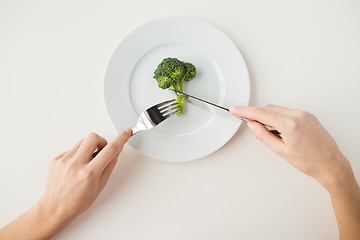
[169,89,281,137]
[169,89,230,112]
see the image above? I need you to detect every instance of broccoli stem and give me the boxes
[171,80,183,92]
[175,95,188,115]
[170,80,188,115]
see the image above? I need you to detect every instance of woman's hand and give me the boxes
[230,105,360,240]
[40,130,132,234]
[0,129,131,240]
[230,105,353,193]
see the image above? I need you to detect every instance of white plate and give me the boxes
[104,17,249,162]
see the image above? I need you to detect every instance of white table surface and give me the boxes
[1,0,359,239]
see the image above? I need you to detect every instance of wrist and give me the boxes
[0,198,68,240]
[32,197,70,239]
[319,156,359,197]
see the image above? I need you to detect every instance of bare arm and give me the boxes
[230,105,360,240]
[0,129,131,240]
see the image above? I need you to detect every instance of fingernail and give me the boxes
[229,106,236,113]
[124,128,132,135]
[247,121,255,130]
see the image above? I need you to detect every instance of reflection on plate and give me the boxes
[104,17,249,162]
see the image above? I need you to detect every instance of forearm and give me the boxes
[0,200,64,240]
[326,163,360,240]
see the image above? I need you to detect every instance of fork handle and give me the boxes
[131,126,141,136]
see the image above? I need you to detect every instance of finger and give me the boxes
[58,139,84,161]
[248,120,285,155]
[54,151,68,160]
[264,105,305,120]
[230,106,285,131]
[74,133,107,163]
[89,129,131,174]
[66,139,84,157]
[98,157,118,190]
[264,104,294,113]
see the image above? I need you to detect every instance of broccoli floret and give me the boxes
[153,57,196,115]
[154,58,185,88]
[183,62,196,81]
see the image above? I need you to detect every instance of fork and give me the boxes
[131,99,182,135]
[89,100,181,158]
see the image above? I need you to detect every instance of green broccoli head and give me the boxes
[153,58,186,89]
[153,57,197,115]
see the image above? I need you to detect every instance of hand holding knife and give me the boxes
[169,89,281,137]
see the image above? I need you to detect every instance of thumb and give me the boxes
[248,121,284,155]
[89,128,132,173]
[110,128,132,153]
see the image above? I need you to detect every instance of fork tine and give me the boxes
[159,102,179,113]
[161,104,182,117]
[156,99,176,110]
[163,107,183,118]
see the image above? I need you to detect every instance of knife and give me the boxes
[169,89,281,137]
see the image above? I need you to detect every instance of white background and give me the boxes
[1,0,359,239]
